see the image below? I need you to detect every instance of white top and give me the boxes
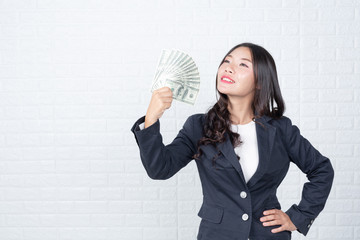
[231,120,259,183]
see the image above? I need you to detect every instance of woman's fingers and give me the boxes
[156,88,173,106]
[155,87,173,100]
[260,209,297,233]
[259,212,276,222]
[156,86,172,94]
[155,87,173,98]
[271,225,286,233]
[145,87,173,128]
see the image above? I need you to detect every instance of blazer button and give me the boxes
[240,191,247,199]
[242,213,249,221]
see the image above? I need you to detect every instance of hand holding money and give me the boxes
[145,87,173,128]
[151,49,200,105]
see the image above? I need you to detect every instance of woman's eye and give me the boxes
[224,59,230,63]
[239,63,248,68]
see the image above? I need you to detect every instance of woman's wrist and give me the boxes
[144,116,157,128]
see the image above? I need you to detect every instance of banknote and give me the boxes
[165,79,199,105]
[151,49,200,105]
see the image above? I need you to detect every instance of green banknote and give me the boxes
[151,49,200,105]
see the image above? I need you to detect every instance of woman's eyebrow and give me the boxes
[226,55,252,63]
[241,58,252,63]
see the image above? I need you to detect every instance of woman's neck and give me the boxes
[227,98,254,125]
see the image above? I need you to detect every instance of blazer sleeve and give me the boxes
[284,117,334,236]
[131,115,197,180]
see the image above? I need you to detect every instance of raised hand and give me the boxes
[144,87,173,128]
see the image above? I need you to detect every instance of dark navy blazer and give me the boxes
[131,114,334,240]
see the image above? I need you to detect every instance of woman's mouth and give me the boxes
[221,76,235,84]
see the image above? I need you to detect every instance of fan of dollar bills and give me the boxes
[151,49,200,105]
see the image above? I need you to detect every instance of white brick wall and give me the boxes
[0,0,359,239]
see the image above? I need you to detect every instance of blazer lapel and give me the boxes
[218,137,247,183]
[247,115,276,188]
[217,115,276,188]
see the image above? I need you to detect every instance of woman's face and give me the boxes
[217,47,256,100]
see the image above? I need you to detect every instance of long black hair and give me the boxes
[193,42,285,162]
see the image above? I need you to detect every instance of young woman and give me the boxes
[131,43,334,240]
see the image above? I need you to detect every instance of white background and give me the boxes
[0,0,359,239]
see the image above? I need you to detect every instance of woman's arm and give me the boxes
[284,117,335,236]
[131,87,197,180]
[131,115,196,180]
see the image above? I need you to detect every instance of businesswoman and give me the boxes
[131,43,334,240]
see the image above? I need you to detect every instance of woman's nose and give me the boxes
[225,65,234,74]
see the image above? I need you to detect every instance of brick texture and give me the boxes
[0,0,359,239]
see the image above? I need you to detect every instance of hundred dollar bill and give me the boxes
[165,79,199,105]
[151,49,200,105]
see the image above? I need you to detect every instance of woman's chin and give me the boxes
[217,86,231,95]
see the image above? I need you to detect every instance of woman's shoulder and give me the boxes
[264,114,294,130]
[178,114,205,142]
[181,113,206,134]
[269,115,291,123]
[188,113,205,120]
[184,113,206,125]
